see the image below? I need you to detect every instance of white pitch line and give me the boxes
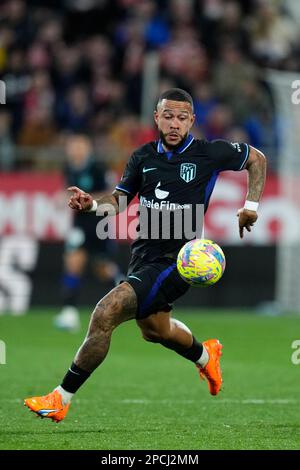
[113,398,298,405]
[5,398,298,405]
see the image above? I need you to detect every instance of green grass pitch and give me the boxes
[0,309,299,450]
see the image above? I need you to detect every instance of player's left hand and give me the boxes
[237,208,258,239]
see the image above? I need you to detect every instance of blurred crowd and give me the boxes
[1,0,300,172]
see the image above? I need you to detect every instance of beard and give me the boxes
[159,130,188,151]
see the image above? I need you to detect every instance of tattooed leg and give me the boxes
[74,282,137,372]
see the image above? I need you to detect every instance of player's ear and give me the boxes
[153,110,159,124]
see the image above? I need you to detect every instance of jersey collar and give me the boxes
[156,133,194,156]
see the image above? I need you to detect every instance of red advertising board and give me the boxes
[0,171,297,244]
[0,172,71,240]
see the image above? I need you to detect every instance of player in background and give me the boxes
[54,133,122,331]
[25,89,266,421]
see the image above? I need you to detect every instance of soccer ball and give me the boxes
[177,239,226,287]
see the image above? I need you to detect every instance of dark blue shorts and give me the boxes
[125,255,190,319]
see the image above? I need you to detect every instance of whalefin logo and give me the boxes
[155,182,169,199]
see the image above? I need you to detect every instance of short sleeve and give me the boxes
[209,140,250,172]
[115,152,141,197]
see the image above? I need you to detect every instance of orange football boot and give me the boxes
[196,339,223,396]
[24,390,70,423]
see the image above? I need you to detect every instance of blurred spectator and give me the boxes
[225,126,250,145]
[169,0,195,27]
[213,43,257,104]
[0,26,16,71]
[36,16,63,46]
[0,0,296,172]
[143,3,170,49]
[18,106,57,147]
[231,78,272,122]
[160,34,209,88]
[56,84,91,132]
[211,1,249,54]
[27,42,51,70]
[1,47,31,134]
[109,114,156,159]
[0,111,15,171]
[52,45,87,95]
[247,1,300,66]
[54,132,123,332]
[193,82,219,129]
[23,70,54,119]
[205,104,233,141]
[116,0,170,50]
[4,0,34,47]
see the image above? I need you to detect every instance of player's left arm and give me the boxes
[238,145,267,239]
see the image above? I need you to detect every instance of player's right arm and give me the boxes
[68,151,140,215]
[67,187,133,215]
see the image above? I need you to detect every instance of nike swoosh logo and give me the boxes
[128,275,142,282]
[37,409,60,416]
[143,167,157,173]
[69,368,80,376]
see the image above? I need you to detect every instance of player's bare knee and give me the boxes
[90,303,115,335]
[90,282,137,334]
[91,297,122,334]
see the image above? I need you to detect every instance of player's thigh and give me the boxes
[64,248,87,274]
[126,257,189,319]
[91,281,138,332]
[136,310,172,340]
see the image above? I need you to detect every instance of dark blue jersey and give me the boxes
[116,135,250,260]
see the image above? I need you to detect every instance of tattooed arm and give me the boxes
[237,146,267,239]
[95,189,131,215]
[67,187,131,215]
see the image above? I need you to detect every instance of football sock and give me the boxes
[60,362,91,394]
[161,336,204,363]
[196,345,209,368]
[62,273,81,306]
[55,386,74,406]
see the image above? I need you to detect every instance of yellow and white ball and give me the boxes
[177,239,226,287]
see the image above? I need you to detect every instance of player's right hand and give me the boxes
[67,186,93,211]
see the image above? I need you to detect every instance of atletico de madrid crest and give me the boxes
[180,163,196,183]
